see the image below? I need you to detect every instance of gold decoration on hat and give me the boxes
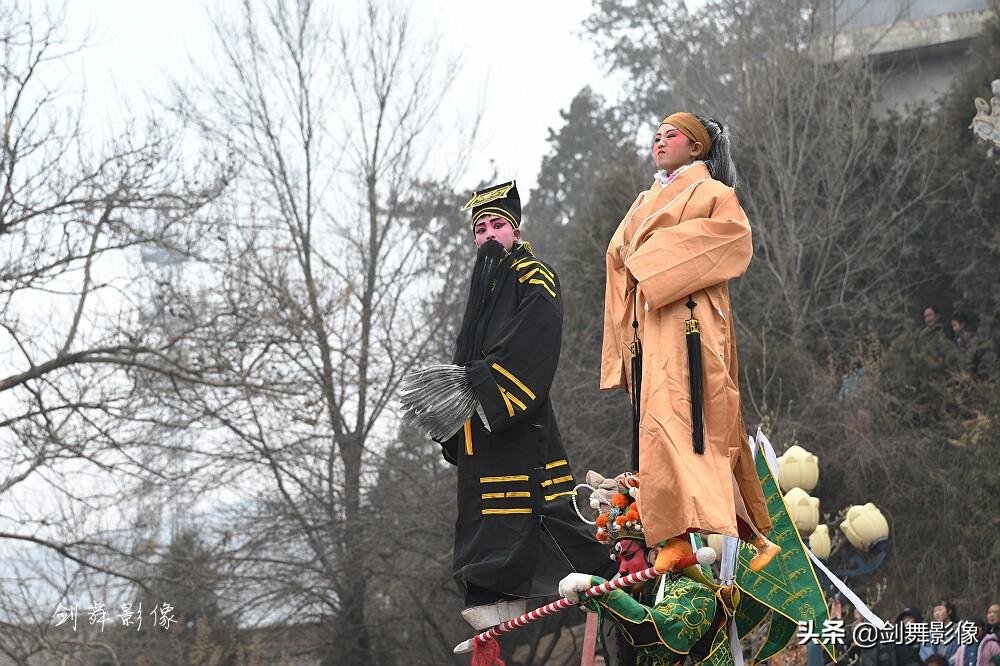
[461,181,516,212]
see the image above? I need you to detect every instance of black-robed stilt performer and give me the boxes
[401,181,613,630]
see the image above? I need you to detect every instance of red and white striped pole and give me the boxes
[453,548,715,657]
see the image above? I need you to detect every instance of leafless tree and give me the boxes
[0,3,229,656]
[158,1,472,662]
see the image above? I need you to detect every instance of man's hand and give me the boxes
[558,573,593,604]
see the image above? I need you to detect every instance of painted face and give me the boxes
[613,539,650,580]
[473,215,519,251]
[653,123,703,174]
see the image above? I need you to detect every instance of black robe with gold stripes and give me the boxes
[440,243,612,605]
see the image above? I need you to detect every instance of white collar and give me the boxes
[653,160,706,186]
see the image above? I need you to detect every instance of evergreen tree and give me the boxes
[524,88,648,473]
[524,87,646,267]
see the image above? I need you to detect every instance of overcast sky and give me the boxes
[64,0,619,201]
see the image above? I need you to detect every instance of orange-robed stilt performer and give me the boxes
[600,112,779,572]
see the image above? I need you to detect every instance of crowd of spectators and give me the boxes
[829,601,1000,666]
[921,306,993,379]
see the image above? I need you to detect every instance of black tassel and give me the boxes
[630,289,642,472]
[685,297,705,455]
[630,335,642,471]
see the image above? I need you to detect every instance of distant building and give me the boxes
[816,0,994,109]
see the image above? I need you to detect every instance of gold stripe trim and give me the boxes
[491,363,537,400]
[482,508,532,515]
[480,475,529,483]
[481,492,506,499]
[518,266,555,285]
[514,260,553,277]
[481,491,532,499]
[473,207,519,229]
[529,279,558,298]
[498,386,516,417]
[545,459,568,469]
[503,387,527,411]
[541,474,574,488]
[544,489,576,501]
[463,419,473,456]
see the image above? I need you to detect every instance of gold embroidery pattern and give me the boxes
[461,182,516,211]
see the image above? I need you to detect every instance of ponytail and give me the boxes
[693,114,739,188]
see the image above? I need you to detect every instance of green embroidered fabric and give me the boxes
[734,449,837,664]
[584,574,721,664]
[579,444,838,664]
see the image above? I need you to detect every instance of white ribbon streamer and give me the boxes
[729,617,745,666]
[753,428,779,478]
[804,546,888,629]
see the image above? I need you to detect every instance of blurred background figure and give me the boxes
[954,620,1000,666]
[920,600,959,664]
[986,603,1000,639]
[923,306,954,339]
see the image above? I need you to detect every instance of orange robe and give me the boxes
[601,162,771,546]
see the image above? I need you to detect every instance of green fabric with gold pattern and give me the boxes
[734,450,836,663]
[583,573,721,663]
[734,583,769,637]
[701,621,736,666]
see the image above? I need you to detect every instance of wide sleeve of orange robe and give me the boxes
[624,188,751,310]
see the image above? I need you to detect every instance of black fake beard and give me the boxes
[453,240,506,365]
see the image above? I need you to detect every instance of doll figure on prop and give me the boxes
[560,456,852,666]
[558,472,739,666]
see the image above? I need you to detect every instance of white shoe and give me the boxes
[461,599,527,630]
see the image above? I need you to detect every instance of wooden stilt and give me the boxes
[580,611,598,666]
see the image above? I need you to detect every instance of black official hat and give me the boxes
[460,180,521,229]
